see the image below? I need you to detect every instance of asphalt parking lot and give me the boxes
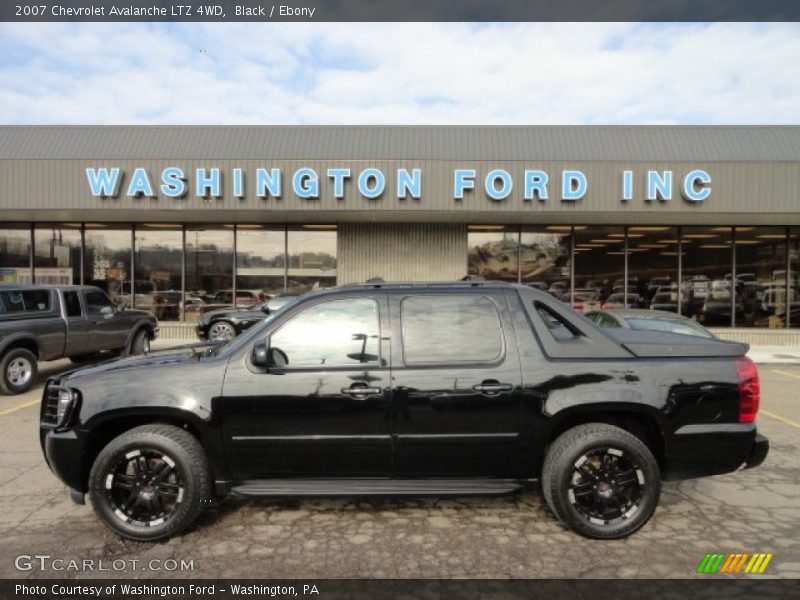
[0,352,798,580]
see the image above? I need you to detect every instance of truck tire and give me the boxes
[128,328,150,356]
[88,424,211,542]
[0,347,38,395]
[541,423,660,539]
[207,321,236,342]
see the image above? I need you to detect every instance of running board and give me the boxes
[230,478,523,499]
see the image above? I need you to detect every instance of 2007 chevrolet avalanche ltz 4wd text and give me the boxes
[40,281,768,541]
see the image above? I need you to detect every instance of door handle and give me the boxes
[341,385,382,398]
[472,382,514,394]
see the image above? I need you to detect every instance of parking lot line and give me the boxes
[0,398,40,416]
[760,409,800,429]
[771,368,800,380]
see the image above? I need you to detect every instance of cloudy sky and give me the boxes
[1,22,799,124]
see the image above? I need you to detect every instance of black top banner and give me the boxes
[3,0,800,22]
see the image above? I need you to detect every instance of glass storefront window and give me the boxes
[734,227,788,328]
[236,226,286,303]
[790,228,800,328]
[682,226,733,326]
[34,224,82,285]
[134,225,183,322]
[83,224,132,306]
[467,226,520,282]
[520,226,572,298]
[626,226,680,313]
[0,225,32,283]
[573,226,625,312]
[287,226,337,293]
[186,226,234,317]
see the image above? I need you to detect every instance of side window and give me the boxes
[63,291,82,317]
[0,290,50,313]
[401,294,503,365]
[534,303,582,341]
[84,290,115,317]
[270,298,380,367]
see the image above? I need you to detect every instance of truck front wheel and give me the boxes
[541,423,661,539]
[88,424,211,541]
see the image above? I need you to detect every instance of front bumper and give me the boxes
[41,427,89,493]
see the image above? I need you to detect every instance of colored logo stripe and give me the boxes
[697,553,773,574]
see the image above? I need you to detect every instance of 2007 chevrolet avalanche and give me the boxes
[40,281,767,541]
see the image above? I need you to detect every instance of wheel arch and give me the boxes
[0,335,40,360]
[79,409,218,493]
[544,405,667,472]
[123,320,156,353]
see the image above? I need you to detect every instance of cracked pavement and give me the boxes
[0,358,798,580]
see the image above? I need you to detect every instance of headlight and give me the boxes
[56,388,77,427]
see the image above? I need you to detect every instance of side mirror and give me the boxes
[251,339,269,368]
[260,305,271,315]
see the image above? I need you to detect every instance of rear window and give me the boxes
[401,295,503,365]
[0,290,52,314]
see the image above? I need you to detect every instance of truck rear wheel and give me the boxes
[541,423,660,539]
[0,347,38,395]
[88,424,211,541]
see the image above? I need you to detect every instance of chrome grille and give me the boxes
[41,383,60,425]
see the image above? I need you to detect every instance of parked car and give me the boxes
[698,288,746,325]
[40,281,766,542]
[0,284,157,395]
[602,292,642,309]
[585,308,715,339]
[649,289,687,313]
[196,293,300,342]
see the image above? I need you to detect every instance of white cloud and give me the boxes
[0,22,799,124]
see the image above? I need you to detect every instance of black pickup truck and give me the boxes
[0,284,158,394]
[39,281,767,541]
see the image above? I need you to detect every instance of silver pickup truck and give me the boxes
[0,284,158,395]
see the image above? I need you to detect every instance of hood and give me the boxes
[56,350,199,386]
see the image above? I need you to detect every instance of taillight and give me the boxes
[736,356,760,423]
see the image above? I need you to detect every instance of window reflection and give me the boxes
[401,295,503,364]
[682,227,733,326]
[626,227,680,313]
[134,225,183,322]
[734,227,788,328]
[287,227,337,293]
[34,224,82,285]
[271,298,379,366]
[790,228,800,328]
[83,225,132,307]
[186,226,234,318]
[467,226,519,281]
[573,226,624,312]
[236,226,286,303]
[0,225,31,283]
[520,226,572,298]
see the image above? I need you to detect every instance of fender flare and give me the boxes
[0,333,40,359]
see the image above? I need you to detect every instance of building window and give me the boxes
[134,224,183,322]
[0,225,32,282]
[520,226,572,298]
[83,224,132,307]
[467,226,519,282]
[626,226,680,313]
[682,226,733,326]
[287,226,337,293]
[790,228,800,329]
[733,227,788,328]
[185,226,234,317]
[34,224,82,285]
[236,225,286,302]
[573,226,625,313]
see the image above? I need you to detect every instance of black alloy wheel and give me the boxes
[89,424,211,541]
[542,423,660,539]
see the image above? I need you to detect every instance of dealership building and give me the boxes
[1,125,799,343]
